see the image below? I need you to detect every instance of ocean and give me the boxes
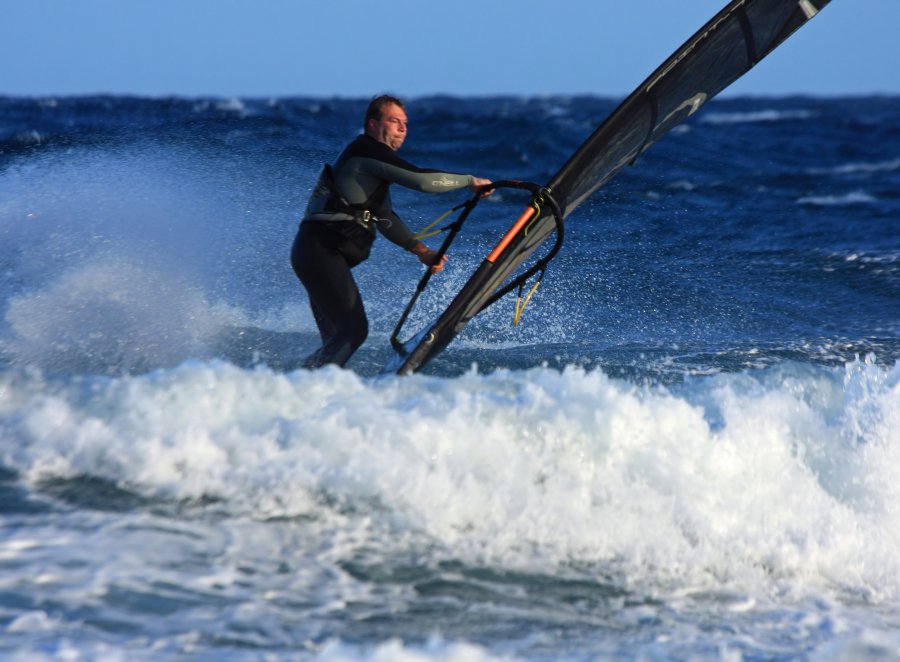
[1,94,898,661]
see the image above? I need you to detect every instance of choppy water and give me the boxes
[1,94,899,660]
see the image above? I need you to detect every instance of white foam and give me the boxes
[806,157,900,176]
[796,190,877,206]
[6,611,58,633]
[316,638,513,662]
[2,357,899,602]
[700,109,814,125]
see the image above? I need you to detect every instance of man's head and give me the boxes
[364,94,407,151]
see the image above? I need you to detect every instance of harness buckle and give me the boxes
[354,209,377,235]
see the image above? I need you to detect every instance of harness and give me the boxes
[317,164,379,234]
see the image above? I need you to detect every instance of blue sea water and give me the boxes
[0,94,898,661]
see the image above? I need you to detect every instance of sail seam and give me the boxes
[736,6,759,66]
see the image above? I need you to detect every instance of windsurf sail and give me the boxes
[385,0,832,375]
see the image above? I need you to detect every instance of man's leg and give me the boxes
[291,224,368,368]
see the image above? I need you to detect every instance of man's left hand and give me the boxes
[411,242,448,274]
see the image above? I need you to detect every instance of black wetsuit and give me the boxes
[291,134,473,368]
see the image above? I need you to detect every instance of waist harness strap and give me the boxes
[320,164,377,233]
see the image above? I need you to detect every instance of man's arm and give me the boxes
[371,158,475,194]
[375,196,448,275]
[375,194,419,250]
[344,137,475,194]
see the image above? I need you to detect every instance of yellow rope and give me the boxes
[523,199,542,237]
[512,196,548,325]
[413,207,457,240]
[513,280,542,327]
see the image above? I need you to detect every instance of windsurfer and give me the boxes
[291,94,491,369]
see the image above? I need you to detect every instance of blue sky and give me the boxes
[2,0,897,99]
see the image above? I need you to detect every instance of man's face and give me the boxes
[367,103,407,151]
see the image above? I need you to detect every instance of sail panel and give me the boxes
[549,0,832,219]
[385,0,832,375]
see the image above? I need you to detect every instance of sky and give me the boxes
[2,0,898,99]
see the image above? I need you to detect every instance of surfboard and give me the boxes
[385,0,832,375]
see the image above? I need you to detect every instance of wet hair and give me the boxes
[364,95,405,126]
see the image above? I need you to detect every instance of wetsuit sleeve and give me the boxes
[368,158,474,194]
[339,137,474,196]
[374,192,419,250]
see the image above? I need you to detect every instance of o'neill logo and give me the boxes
[431,176,459,187]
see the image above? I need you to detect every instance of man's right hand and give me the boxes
[470,177,493,197]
